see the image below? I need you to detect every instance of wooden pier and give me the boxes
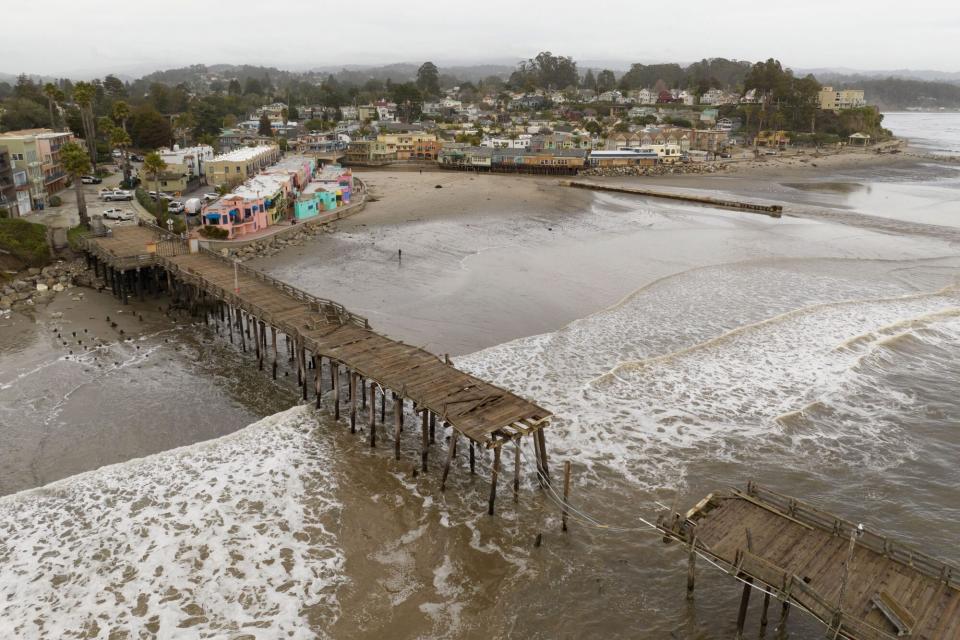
[562,180,784,217]
[658,482,960,639]
[81,223,553,514]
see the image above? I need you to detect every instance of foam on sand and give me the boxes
[0,405,344,639]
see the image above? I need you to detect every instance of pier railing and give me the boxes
[196,245,369,329]
[743,482,958,589]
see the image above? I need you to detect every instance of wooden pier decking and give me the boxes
[658,482,960,639]
[81,223,553,513]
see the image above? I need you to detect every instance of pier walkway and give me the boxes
[81,223,553,513]
[659,482,959,639]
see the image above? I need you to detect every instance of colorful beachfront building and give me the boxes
[200,155,346,238]
[293,165,353,221]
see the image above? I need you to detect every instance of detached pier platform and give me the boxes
[562,180,783,217]
[659,482,959,639]
[81,223,553,513]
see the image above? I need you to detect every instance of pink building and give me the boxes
[201,193,269,239]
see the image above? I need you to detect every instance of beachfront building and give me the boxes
[0,128,75,210]
[588,148,660,167]
[292,132,349,155]
[293,165,353,221]
[346,139,396,165]
[438,146,493,169]
[206,145,281,189]
[377,132,441,161]
[818,87,866,112]
[491,149,587,172]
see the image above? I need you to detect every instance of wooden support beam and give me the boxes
[393,393,402,460]
[441,431,457,491]
[360,377,366,410]
[469,440,475,475]
[561,459,572,529]
[368,382,376,447]
[349,371,357,433]
[420,410,429,472]
[687,537,697,599]
[514,440,522,503]
[760,592,770,631]
[300,344,308,401]
[227,306,234,343]
[314,355,322,408]
[253,318,262,370]
[537,429,551,481]
[488,446,501,516]
[776,601,791,639]
[333,362,340,420]
[429,412,436,444]
[380,390,386,423]
[735,579,753,640]
[238,310,246,352]
[271,326,278,380]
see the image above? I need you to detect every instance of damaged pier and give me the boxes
[81,222,553,514]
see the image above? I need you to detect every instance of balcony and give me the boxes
[44,171,67,184]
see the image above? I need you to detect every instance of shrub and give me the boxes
[48,195,63,207]
[199,225,229,239]
[0,218,50,267]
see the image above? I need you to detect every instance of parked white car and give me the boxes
[101,208,135,221]
[202,192,220,202]
[100,189,133,201]
[167,201,185,214]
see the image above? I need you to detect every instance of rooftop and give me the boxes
[210,145,278,163]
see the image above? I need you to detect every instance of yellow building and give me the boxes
[206,144,280,188]
[377,132,440,161]
[818,87,866,112]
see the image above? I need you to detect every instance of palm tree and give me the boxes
[43,83,61,130]
[61,142,92,229]
[142,151,168,221]
[72,82,97,169]
[111,101,133,184]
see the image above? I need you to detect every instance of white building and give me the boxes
[158,144,215,178]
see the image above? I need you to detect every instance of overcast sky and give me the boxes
[4,0,959,77]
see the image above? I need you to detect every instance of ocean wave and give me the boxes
[0,405,344,639]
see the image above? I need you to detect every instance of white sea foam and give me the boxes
[0,405,344,639]
[458,261,960,489]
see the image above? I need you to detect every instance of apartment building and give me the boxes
[205,145,281,188]
[818,87,866,112]
[0,129,75,210]
[0,147,18,217]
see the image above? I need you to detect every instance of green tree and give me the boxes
[173,112,196,147]
[72,81,98,169]
[287,105,299,121]
[103,74,126,97]
[142,152,168,222]
[416,62,441,98]
[60,142,92,228]
[110,127,133,185]
[130,104,172,149]
[111,100,131,133]
[596,69,617,93]
[0,98,50,131]
[43,83,63,130]
[258,113,273,136]
[582,69,597,91]
[228,79,242,96]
